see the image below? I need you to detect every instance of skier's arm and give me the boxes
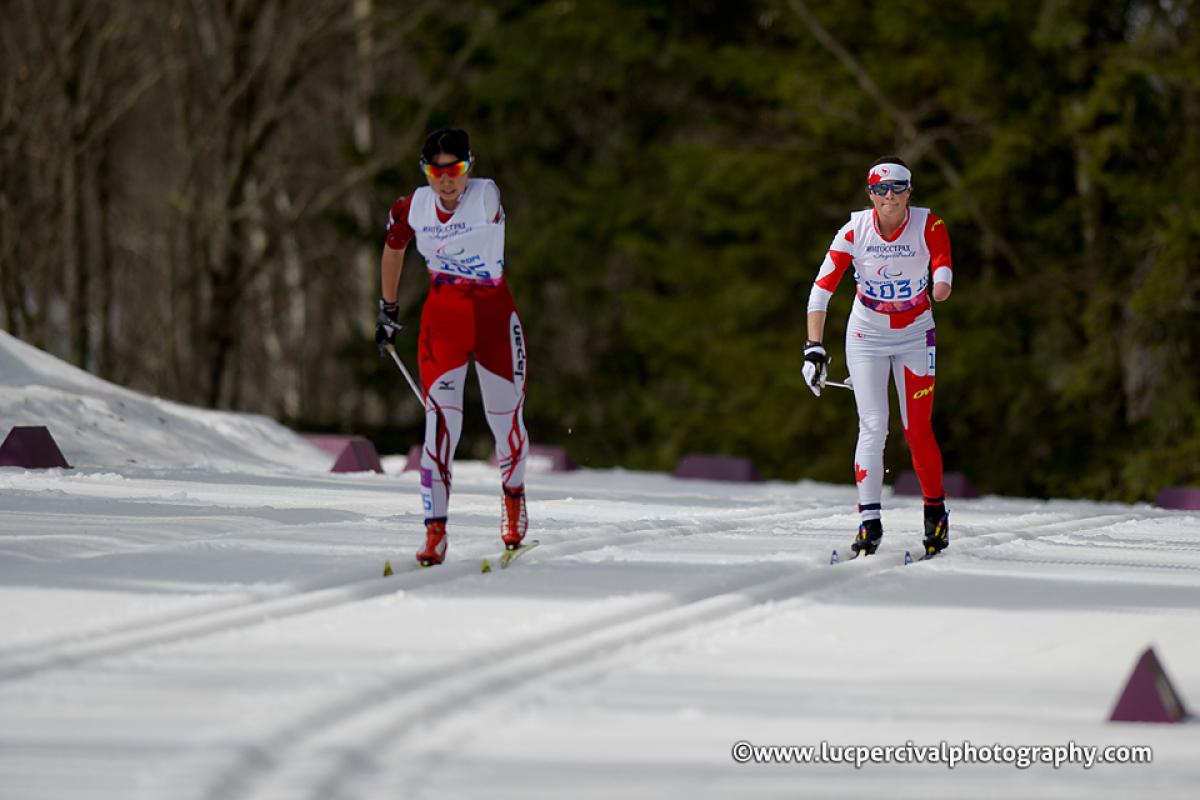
[802,309,829,395]
[376,195,414,353]
[926,214,952,302]
[807,221,854,328]
[802,222,852,395]
[806,310,827,344]
[381,194,415,303]
[381,246,404,304]
[806,220,854,344]
[376,245,406,353]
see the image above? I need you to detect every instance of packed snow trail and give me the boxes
[2,332,1199,799]
[4,465,1198,800]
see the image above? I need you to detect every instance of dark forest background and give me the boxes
[2,0,1197,501]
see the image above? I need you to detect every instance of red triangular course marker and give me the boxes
[330,438,383,473]
[1109,646,1190,723]
[0,426,72,469]
[303,434,383,474]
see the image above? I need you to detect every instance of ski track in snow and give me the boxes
[201,511,1143,800]
[4,467,1199,800]
[0,506,836,685]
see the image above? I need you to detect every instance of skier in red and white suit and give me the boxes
[803,156,952,558]
[376,128,528,567]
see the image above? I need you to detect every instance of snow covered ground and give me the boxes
[2,330,1200,799]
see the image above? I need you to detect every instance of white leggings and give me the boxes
[845,323,943,521]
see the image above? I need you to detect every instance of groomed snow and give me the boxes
[1,332,1199,799]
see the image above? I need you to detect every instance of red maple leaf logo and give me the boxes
[855,462,868,483]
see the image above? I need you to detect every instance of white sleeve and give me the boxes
[807,284,835,313]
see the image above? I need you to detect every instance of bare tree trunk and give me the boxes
[0,56,24,334]
[343,0,377,426]
[1069,101,1102,275]
[94,140,115,376]
[166,0,350,409]
[268,187,304,419]
[66,150,90,365]
[2,0,156,367]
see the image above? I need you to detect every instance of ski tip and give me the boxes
[383,560,394,577]
[498,539,540,569]
[830,549,839,565]
[481,559,492,573]
[903,550,912,565]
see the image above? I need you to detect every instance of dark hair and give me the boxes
[422,128,471,162]
[871,154,910,170]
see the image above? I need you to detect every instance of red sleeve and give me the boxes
[924,214,952,270]
[385,195,415,251]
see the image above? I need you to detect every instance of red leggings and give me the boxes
[417,279,528,522]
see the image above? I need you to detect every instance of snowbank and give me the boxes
[0,330,330,472]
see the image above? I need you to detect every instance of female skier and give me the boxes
[803,156,952,558]
[376,127,528,566]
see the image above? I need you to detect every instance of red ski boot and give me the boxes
[416,520,448,566]
[501,486,527,551]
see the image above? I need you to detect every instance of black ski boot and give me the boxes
[923,502,949,557]
[851,518,883,556]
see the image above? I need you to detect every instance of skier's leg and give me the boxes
[477,362,528,490]
[475,306,529,547]
[416,296,472,528]
[892,328,944,504]
[475,307,528,489]
[845,329,892,524]
[893,328,949,553]
[420,363,468,524]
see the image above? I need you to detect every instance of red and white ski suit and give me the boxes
[808,206,953,519]
[386,178,527,523]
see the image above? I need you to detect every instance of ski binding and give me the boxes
[482,539,540,573]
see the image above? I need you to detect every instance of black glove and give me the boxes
[375,299,404,355]
[802,340,828,396]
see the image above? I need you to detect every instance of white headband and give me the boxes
[867,163,912,186]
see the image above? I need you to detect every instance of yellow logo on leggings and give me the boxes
[912,386,935,400]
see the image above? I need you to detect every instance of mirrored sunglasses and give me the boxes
[867,180,911,196]
[421,158,471,180]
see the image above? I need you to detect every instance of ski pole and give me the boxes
[814,353,853,391]
[384,343,425,406]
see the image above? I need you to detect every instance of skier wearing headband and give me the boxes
[376,127,529,567]
[803,155,953,559]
